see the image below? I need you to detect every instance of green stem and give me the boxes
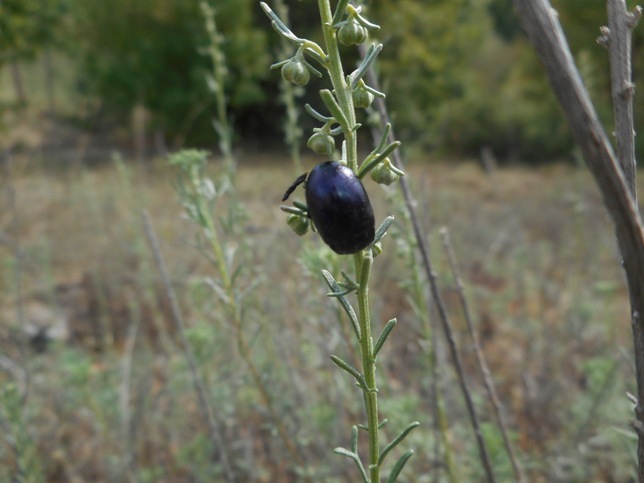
[318,0,378,479]
[317,0,358,171]
[356,250,379,482]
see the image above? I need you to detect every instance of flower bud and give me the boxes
[307,131,335,156]
[281,58,310,86]
[370,157,400,186]
[338,21,368,46]
[287,214,309,236]
[352,85,374,109]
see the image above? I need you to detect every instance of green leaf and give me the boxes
[385,450,415,483]
[260,2,301,43]
[321,270,361,340]
[351,425,359,453]
[374,319,397,358]
[331,0,351,25]
[280,205,307,216]
[357,141,401,179]
[372,216,395,245]
[320,89,350,131]
[330,355,367,389]
[334,447,369,483]
[305,103,335,123]
[379,421,420,467]
[349,43,383,88]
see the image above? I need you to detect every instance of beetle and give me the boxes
[282,161,375,255]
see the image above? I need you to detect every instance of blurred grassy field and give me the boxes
[0,152,639,481]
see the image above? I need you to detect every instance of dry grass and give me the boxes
[0,153,638,481]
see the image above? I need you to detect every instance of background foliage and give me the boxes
[1,0,642,160]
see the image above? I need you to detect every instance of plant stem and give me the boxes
[441,227,525,483]
[510,1,644,478]
[317,0,358,171]
[356,249,379,482]
[317,0,378,479]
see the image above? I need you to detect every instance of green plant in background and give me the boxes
[273,0,305,174]
[200,1,235,182]
[0,384,44,483]
[262,1,417,481]
[168,149,305,473]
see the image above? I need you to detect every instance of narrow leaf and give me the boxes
[320,90,350,130]
[305,103,334,123]
[204,277,230,304]
[292,200,308,211]
[385,450,415,483]
[280,205,307,216]
[269,59,291,70]
[375,123,392,152]
[330,355,367,389]
[351,425,359,453]
[364,83,386,98]
[260,2,301,43]
[379,421,420,467]
[321,270,361,340]
[355,11,381,31]
[374,319,397,358]
[349,43,383,88]
[357,141,401,179]
[332,0,351,25]
[334,447,369,483]
[327,287,354,297]
[373,216,395,245]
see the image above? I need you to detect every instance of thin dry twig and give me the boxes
[440,227,525,483]
[141,210,235,482]
[511,0,644,478]
[119,295,142,481]
[605,0,640,197]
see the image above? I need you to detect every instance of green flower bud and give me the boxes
[287,213,309,236]
[307,131,335,156]
[352,84,374,109]
[281,58,310,86]
[338,20,368,46]
[370,157,400,186]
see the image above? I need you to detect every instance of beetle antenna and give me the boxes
[282,172,308,201]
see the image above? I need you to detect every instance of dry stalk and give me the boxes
[359,46,497,483]
[141,210,235,482]
[511,0,644,479]
[440,227,525,483]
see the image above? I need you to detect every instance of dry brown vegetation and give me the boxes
[0,153,639,481]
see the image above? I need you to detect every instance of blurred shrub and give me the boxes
[67,0,271,144]
[370,0,642,162]
[14,0,639,162]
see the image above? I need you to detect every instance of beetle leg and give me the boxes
[282,172,308,201]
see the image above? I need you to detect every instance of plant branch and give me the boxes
[440,227,525,483]
[510,0,644,479]
[605,0,641,197]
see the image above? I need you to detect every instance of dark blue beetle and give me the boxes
[282,161,375,254]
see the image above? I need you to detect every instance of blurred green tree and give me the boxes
[369,0,641,161]
[68,0,270,145]
[0,0,64,104]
